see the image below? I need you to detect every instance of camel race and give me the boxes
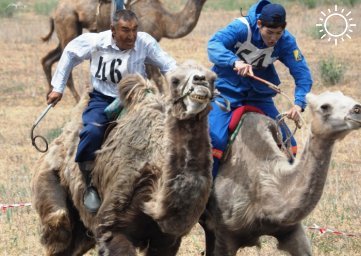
[0,0,360,255]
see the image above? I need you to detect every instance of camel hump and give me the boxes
[118,74,158,108]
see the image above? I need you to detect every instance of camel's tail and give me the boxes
[42,17,55,42]
[118,74,158,108]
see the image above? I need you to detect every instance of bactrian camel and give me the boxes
[32,61,216,255]
[41,0,207,102]
[200,91,361,256]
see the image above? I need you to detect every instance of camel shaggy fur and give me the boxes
[41,0,207,101]
[200,91,361,256]
[32,61,216,255]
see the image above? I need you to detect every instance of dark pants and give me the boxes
[75,90,115,163]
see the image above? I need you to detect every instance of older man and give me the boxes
[47,9,176,213]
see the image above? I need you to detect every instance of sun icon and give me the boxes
[316,5,356,46]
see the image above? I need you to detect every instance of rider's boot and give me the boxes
[78,161,101,213]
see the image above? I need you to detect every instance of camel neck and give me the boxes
[153,114,212,235]
[276,134,336,224]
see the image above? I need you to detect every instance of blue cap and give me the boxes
[259,3,286,23]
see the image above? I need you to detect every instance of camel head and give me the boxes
[167,60,216,120]
[307,91,361,139]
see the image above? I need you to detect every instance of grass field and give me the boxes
[0,1,360,255]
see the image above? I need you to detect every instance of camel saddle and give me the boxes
[228,105,264,132]
[212,105,264,161]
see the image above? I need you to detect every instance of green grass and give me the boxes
[33,0,57,16]
[0,0,21,17]
[205,0,253,11]
[308,25,324,39]
[203,0,361,11]
[319,56,345,86]
[302,0,317,8]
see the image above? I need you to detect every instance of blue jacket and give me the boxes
[207,0,312,109]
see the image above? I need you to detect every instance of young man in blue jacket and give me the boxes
[208,0,313,176]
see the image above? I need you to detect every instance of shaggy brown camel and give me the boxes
[41,0,207,101]
[32,61,216,255]
[200,91,361,256]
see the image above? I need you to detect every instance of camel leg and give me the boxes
[32,167,73,255]
[212,228,244,256]
[199,213,216,256]
[275,223,312,256]
[41,44,62,98]
[97,232,136,256]
[51,209,95,256]
[203,229,216,256]
[41,48,80,102]
[96,2,111,32]
[53,11,82,103]
[67,73,80,102]
[145,236,181,256]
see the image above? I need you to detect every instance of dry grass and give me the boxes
[0,3,360,256]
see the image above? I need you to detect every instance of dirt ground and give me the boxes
[0,3,360,256]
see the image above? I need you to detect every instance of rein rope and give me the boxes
[247,74,306,159]
[222,74,307,161]
[276,113,298,161]
[221,114,245,161]
[172,74,193,105]
[247,73,306,129]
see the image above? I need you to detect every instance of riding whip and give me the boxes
[247,74,281,93]
[30,103,53,153]
[247,73,303,128]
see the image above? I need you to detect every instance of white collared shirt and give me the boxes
[51,30,176,98]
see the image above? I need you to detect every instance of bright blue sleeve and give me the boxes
[207,19,248,68]
[278,32,313,109]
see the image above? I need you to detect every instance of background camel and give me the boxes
[1,3,361,255]
[200,91,361,256]
[32,61,216,255]
[41,0,207,101]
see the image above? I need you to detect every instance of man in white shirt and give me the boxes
[47,9,177,213]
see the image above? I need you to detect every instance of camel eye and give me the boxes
[171,77,180,86]
[353,105,361,114]
[320,103,331,112]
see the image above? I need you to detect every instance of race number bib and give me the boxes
[234,42,276,69]
[90,50,130,84]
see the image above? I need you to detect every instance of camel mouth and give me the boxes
[189,85,212,103]
[345,116,361,125]
[345,104,361,125]
[190,93,209,103]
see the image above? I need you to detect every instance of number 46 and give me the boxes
[95,56,123,83]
